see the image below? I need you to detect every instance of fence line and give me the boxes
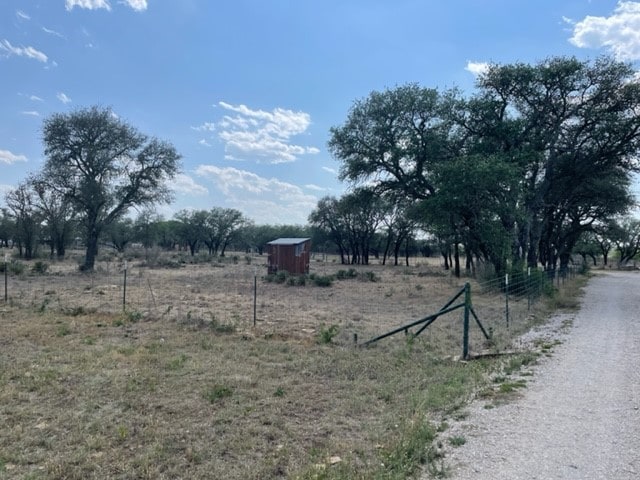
[1,252,583,356]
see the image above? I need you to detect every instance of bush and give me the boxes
[336,268,358,280]
[317,324,339,344]
[32,261,49,274]
[312,274,334,287]
[361,271,379,282]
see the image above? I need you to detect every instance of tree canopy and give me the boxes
[42,106,181,270]
[329,56,640,274]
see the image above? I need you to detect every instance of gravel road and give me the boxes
[433,271,640,480]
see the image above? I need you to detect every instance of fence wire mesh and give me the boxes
[1,250,582,356]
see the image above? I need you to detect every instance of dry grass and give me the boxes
[0,250,581,479]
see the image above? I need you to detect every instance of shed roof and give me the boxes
[267,237,311,246]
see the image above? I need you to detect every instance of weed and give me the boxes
[317,325,339,344]
[56,323,71,337]
[498,380,527,393]
[274,387,286,397]
[125,309,143,323]
[31,261,49,274]
[448,436,466,447]
[361,271,379,282]
[204,384,233,403]
[167,353,189,370]
[335,268,358,280]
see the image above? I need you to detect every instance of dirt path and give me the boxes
[435,271,640,480]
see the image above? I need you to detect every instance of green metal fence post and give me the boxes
[505,273,510,328]
[122,260,127,312]
[463,282,470,360]
[4,253,7,303]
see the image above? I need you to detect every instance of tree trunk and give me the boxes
[84,230,100,271]
[453,242,461,278]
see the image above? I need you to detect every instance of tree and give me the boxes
[611,218,640,266]
[330,57,640,274]
[309,197,351,264]
[0,209,15,248]
[104,217,135,253]
[5,183,40,260]
[30,174,76,258]
[202,208,247,256]
[309,189,384,265]
[474,56,640,271]
[42,106,180,271]
[175,210,208,256]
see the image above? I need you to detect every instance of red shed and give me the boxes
[266,238,311,275]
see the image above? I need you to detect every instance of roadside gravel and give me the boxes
[432,271,640,480]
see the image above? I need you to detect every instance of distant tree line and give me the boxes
[4,56,640,276]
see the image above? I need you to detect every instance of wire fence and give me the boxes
[1,249,583,355]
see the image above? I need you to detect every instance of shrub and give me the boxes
[361,271,379,282]
[204,384,233,403]
[313,274,333,287]
[336,268,358,280]
[317,324,339,344]
[32,261,49,274]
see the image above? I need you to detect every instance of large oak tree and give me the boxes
[42,106,181,270]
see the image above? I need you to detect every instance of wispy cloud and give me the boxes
[196,165,318,224]
[198,139,212,147]
[172,173,209,196]
[21,111,40,117]
[321,166,337,175]
[304,184,326,192]
[43,27,65,39]
[215,102,320,164]
[16,10,30,20]
[30,95,43,102]
[65,0,111,11]
[0,39,48,63]
[57,92,72,104]
[568,1,640,60]
[0,150,28,165]
[191,122,216,132]
[465,60,489,77]
[65,0,148,12]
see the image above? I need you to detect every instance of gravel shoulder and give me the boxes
[433,270,640,480]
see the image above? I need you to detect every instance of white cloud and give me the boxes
[43,27,65,39]
[0,150,28,164]
[321,166,337,175]
[569,1,640,60]
[65,0,147,11]
[29,95,44,102]
[191,122,216,132]
[16,10,30,20]
[465,61,489,77]
[172,174,209,196]
[65,0,111,11]
[122,0,148,12]
[215,101,320,164]
[304,184,326,192]
[0,40,48,63]
[196,165,318,224]
[198,139,212,147]
[57,92,72,104]
[21,111,40,117]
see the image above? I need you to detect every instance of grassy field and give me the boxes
[0,252,585,479]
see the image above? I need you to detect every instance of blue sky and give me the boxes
[1,0,639,224]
